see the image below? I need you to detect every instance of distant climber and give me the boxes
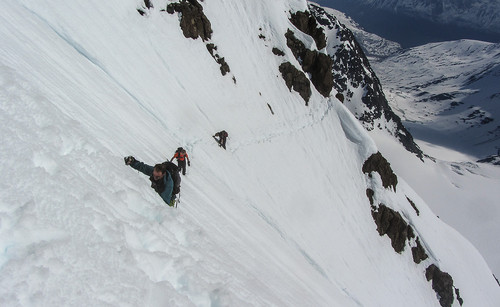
[213,130,228,149]
[124,156,180,207]
[170,147,190,175]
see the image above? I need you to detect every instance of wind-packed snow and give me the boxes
[1,0,499,306]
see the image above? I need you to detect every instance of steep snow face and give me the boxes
[1,0,500,306]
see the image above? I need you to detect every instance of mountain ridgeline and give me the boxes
[308,3,423,158]
[282,3,423,159]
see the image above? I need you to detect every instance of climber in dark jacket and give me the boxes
[214,130,228,149]
[124,156,175,206]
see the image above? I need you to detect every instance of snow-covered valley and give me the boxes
[371,39,500,280]
[315,3,500,283]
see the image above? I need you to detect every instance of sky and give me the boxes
[1,0,499,306]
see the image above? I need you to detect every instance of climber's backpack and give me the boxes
[162,161,181,194]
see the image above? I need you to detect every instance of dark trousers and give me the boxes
[219,137,226,149]
[177,160,187,175]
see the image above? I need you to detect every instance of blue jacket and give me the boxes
[131,160,174,205]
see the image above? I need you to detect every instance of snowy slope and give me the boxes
[1,0,499,306]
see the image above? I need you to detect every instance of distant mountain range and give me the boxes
[359,0,500,29]
[312,0,500,47]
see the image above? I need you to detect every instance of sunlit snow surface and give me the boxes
[1,0,499,306]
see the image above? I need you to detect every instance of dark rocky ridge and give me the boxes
[166,0,212,41]
[371,204,413,253]
[284,29,334,98]
[289,11,327,50]
[362,152,398,191]
[412,237,428,264]
[426,264,463,307]
[206,44,230,76]
[362,153,461,307]
[309,4,423,159]
[166,0,231,77]
[279,62,312,104]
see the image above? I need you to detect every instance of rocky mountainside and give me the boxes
[316,6,403,59]
[309,3,423,158]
